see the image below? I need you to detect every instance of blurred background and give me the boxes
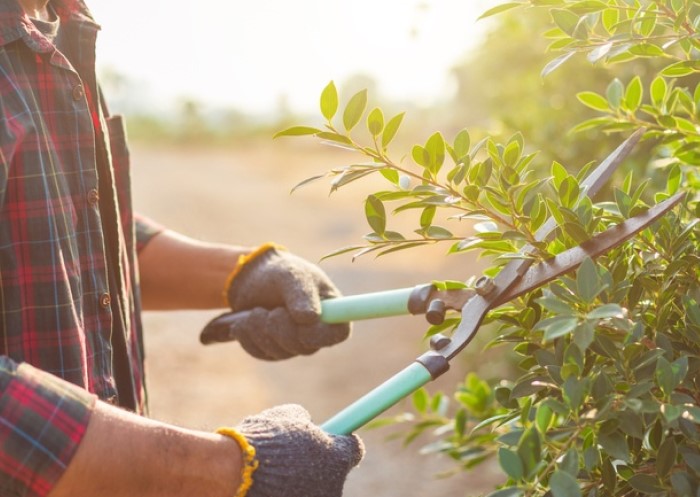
[88,1,650,494]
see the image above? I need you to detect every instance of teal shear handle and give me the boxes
[321,362,434,435]
[319,285,439,435]
[320,285,431,323]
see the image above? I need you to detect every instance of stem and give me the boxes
[523,425,584,497]
[653,0,696,38]
[324,124,541,246]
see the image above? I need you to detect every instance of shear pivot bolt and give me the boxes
[426,299,447,325]
[475,276,496,296]
[430,334,451,351]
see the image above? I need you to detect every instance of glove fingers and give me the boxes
[332,433,365,469]
[240,308,297,361]
[317,277,342,300]
[235,330,283,361]
[299,321,351,350]
[266,308,319,357]
[200,309,290,360]
[200,312,247,345]
[277,267,322,325]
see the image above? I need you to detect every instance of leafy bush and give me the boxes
[278,1,700,496]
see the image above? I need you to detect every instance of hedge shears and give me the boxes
[209,129,685,436]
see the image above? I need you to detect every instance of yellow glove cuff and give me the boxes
[221,242,286,307]
[217,427,260,497]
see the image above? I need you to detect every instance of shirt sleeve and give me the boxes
[0,357,96,497]
[135,213,164,253]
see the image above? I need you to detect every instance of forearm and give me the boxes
[138,230,250,310]
[49,401,242,497]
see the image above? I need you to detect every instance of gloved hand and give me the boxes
[218,404,364,497]
[200,244,351,360]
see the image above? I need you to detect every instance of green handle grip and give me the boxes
[320,287,416,323]
[321,362,433,435]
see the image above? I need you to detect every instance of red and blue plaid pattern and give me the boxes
[0,357,95,497]
[0,0,161,492]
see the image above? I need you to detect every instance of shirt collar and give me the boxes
[0,0,98,50]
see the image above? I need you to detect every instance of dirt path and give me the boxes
[130,140,502,496]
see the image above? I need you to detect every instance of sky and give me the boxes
[89,1,496,115]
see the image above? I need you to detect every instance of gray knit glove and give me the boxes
[200,245,351,360]
[219,404,364,497]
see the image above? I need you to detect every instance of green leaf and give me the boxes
[425,132,446,173]
[570,117,611,134]
[569,1,607,14]
[367,108,384,137]
[274,126,322,138]
[536,404,553,434]
[550,470,582,497]
[606,79,624,109]
[420,206,436,229]
[453,129,471,160]
[551,8,580,36]
[671,472,693,496]
[667,163,681,194]
[587,304,624,319]
[517,426,542,477]
[638,10,656,36]
[577,91,609,112]
[537,296,574,315]
[628,474,664,493]
[424,226,453,239]
[542,52,575,77]
[598,431,630,462]
[558,176,579,208]
[316,132,353,146]
[577,257,602,303]
[563,376,589,410]
[320,81,338,121]
[379,168,399,185]
[543,317,579,341]
[364,195,386,235]
[588,41,612,63]
[343,89,368,131]
[498,447,524,480]
[662,61,700,78]
[657,437,677,478]
[412,145,429,167]
[601,8,619,34]
[650,76,667,108]
[559,448,579,476]
[503,140,521,167]
[290,173,327,193]
[382,112,404,148]
[319,244,367,261]
[624,76,643,111]
[412,388,428,413]
[656,357,674,397]
[478,2,522,20]
[614,188,632,217]
[628,43,664,57]
[573,321,595,351]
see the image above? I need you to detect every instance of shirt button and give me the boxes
[87,188,100,205]
[100,292,111,308]
[72,84,85,101]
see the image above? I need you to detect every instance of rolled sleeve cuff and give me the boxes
[135,214,164,253]
[0,358,96,497]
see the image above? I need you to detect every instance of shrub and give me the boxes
[279,1,700,495]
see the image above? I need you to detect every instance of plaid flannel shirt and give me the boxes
[0,0,162,494]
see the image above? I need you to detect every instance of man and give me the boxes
[0,0,363,495]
